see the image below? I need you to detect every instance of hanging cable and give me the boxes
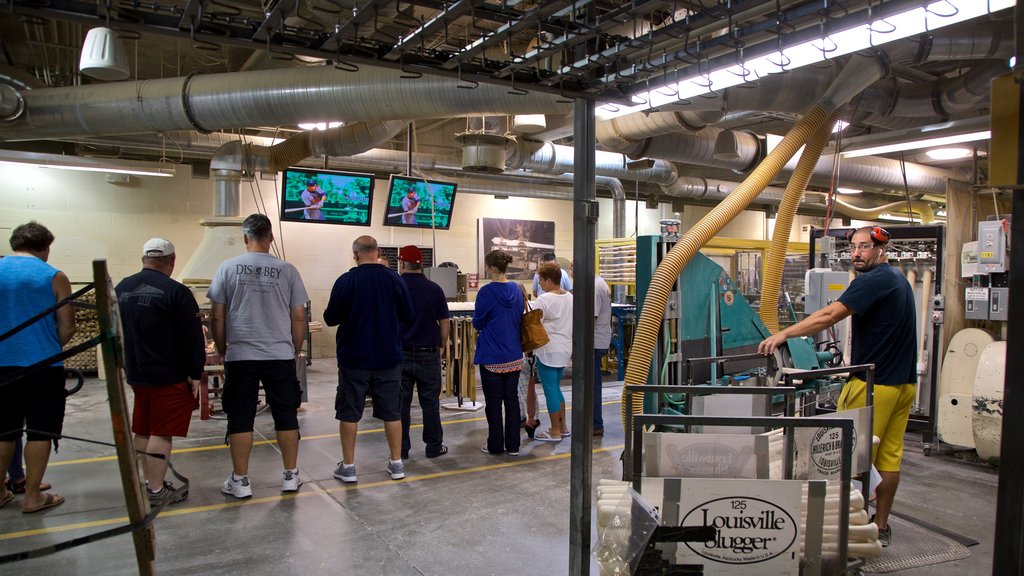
[898,151,916,224]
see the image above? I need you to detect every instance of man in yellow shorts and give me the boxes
[759,226,916,547]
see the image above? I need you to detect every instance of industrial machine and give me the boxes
[635,234,842,419]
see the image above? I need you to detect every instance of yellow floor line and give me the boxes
[48,400,621,467]
[0,444,624,542]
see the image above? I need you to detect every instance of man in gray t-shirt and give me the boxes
[208,213,308,499]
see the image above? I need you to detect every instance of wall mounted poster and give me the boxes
[477,217,556,280]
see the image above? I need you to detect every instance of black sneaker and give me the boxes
[149,481,188,507]
[878,524,891,547]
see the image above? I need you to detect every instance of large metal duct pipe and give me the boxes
[0,65,571,141]
[794,154,958,193]
[629,127,763,172]
[888,60,1008,118]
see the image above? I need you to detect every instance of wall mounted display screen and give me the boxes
[382,175,457,230]
[280,168,374,226]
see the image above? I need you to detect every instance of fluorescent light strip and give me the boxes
[841,130,990,158]
[0,153,176,178]
[597,0,1015,119]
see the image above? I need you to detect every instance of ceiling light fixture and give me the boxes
[836,187,863,195]
[925,147,973,160]
[0,150,175,177]
[841,131,989,158]
[297,122,344,131]
[597,0,1015,120]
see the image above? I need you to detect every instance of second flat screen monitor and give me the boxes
[383,175,457,230]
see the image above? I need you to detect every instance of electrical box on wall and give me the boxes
[966,287,990,320]
[977,220,1008,273]
[990,287,1009,321]
[804,269,849,314]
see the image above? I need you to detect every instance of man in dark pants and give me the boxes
[593,274,612,436]
[396,245,451,459]
[324,235,414,483]
[116,238,206,506]
[759,226,916,547]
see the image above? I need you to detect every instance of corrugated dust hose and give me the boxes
[759,112,841,333]
[621,106,829,430]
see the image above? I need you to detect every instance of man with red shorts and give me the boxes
[116,238,206,506]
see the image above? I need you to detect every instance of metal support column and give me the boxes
[993,189,1024,573]
[569,98,597,576]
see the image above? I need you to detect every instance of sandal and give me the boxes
[6,478,52,495]
[0,490,13,510]
[23,492,64,514]
[534,431,562,442]
[524,419,541,439]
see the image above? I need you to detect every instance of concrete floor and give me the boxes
[0,363,1000,575]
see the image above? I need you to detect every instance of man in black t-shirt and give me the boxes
[396,245,451,460]
[116,238,206,507]
[759,226,916,548]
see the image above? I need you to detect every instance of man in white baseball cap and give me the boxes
[116,237,205,507]
[142,238,175,257]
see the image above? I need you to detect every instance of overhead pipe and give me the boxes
[0,65,571,141]
[822,197,936,223]
[761,112,841,334]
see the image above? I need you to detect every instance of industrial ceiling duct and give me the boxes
[456,132,510,174]
[512,114,547,135]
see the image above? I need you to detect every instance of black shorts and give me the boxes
[336,364,401,422]
[0,366,67,442]
[223,359,301,434]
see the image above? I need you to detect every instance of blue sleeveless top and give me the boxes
[0,255,62,367]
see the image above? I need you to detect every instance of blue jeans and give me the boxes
[479,366,521,454]
[400,350,444,457]
[594,349,607,430]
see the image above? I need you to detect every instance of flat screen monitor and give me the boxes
[280,168,374,226]
[382,175,457,230]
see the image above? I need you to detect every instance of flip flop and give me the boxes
[534,431,562,442]
[0,490,13,510]
[561,431,571,437]
[7,479,51,495]
[23,492,64,514]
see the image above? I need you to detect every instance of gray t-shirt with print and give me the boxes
[208,251,308,362]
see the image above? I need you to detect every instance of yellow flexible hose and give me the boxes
[760,112,841,333]
[622,106,829,428]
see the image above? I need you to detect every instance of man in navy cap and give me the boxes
[396,245,450,459]
[300,179,326,221]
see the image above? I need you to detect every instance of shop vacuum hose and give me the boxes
[760,112,841,333]
[621,106,830,430]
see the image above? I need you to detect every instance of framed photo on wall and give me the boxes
[477,217,556,280]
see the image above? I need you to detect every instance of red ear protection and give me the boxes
[871,226,890,244]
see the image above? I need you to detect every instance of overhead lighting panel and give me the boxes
[597,0,1015,120]
[0,150,176,177]
[841,131,990,158]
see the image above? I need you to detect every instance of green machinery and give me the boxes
[635,235,838,417]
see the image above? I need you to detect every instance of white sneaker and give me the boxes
[282,470,302,492]
[222,474,252,499]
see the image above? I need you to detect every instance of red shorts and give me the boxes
[131,382,195,437]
